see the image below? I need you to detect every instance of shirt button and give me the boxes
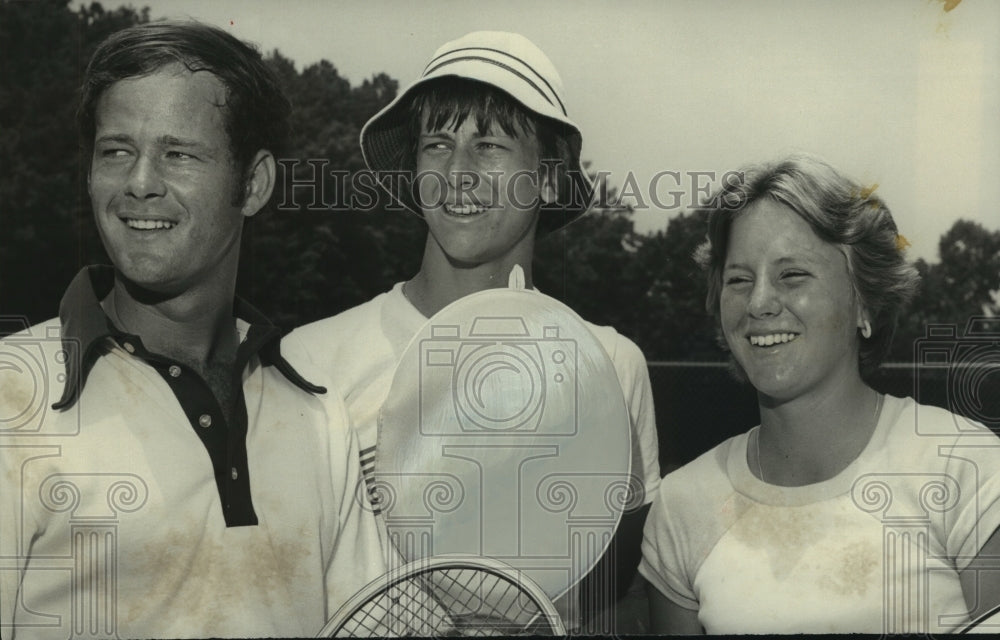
[168,365,182,378]
[231,467,238,480]
[198,414,212,428]
[123,342,135,354]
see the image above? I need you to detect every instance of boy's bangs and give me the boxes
[414,78,536,139]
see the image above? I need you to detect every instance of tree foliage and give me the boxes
[238,50,424,328]
[0,0,149,325]
[536,205,717,360]
[2,0,997,368]
[891,220,1000,360]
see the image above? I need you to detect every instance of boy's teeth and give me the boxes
[446,204,484,215]
[749,333,798,346]
[125,219,175,230]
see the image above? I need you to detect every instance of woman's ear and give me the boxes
[858,307,873,339]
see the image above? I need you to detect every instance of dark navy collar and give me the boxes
[53,266,325,410]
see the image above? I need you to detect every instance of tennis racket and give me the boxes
[960,603,1000,634]
[316,555,566,637]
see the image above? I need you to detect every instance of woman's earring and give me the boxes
[861,320,872,339]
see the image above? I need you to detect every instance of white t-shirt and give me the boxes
[284,282,661,510]
[639,394,1000,634]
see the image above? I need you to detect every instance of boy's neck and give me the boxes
[404,250,535,318]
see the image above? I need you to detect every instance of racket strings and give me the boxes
[333,566,554,637]
[334,578,448,636]
[429,568,542,635]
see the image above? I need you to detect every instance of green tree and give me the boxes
[931,220,1000,317]
[892,220,1000,361]
[535,190,716,362]
[630,211,718,361]
[238,53,423,329]
[0,1,148,327]
[4,0,997,365]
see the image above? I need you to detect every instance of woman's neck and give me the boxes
[754,376,882,486]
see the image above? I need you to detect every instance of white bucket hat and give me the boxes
[360,31,595,234]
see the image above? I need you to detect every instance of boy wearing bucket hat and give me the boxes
[285,30,660,631]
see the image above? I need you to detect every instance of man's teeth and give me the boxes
[749,333,798,346]
[125,218,175,230]
[445,204,486,216]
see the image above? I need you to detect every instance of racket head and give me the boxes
[317,554,567,637]
[375,288,635,601]
[960,603,1000,634]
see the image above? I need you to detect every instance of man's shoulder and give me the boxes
[259,359,353,439]
[0,317,75,435]
[1,316,62,340]
[0,317,65,374]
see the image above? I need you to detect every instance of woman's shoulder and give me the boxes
[658,434,745,506]
[882,394,997,441]
[646,434,752,576]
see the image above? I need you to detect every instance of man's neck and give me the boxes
[102,276,240,373]
[405,247,535,318]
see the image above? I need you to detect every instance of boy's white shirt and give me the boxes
[283,267,661,627]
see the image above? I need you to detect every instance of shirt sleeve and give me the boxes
[638,482,700,610]
[0,353,48,637]
[941,423,1000,568]
[319,382,390,621]
[605,332,661,505]
[0,445,23,635]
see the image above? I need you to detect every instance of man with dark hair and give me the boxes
[285,30,660,632]
[0,21,384,637]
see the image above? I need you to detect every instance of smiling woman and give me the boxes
[719,202,863,403]
[637,154,1000,634]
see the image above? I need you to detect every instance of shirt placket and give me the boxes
[116,336,258,527]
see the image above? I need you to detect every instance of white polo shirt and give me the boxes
[0,267,387,638]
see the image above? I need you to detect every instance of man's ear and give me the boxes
[240,150,276,218]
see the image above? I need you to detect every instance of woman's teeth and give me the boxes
[749,333,798,346]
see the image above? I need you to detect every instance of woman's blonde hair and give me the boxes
[695,154,920,379]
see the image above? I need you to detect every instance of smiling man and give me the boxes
[0,21,384,638]
[284,30,661,632]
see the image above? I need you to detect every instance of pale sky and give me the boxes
[126,0,999,263]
